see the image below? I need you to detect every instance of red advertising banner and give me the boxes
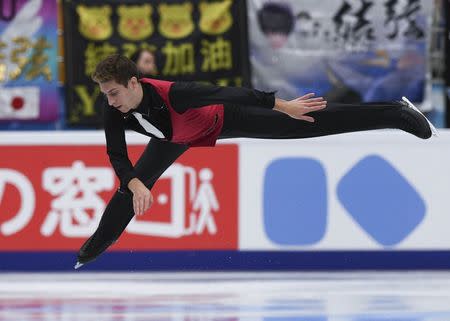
[0,144,238,251]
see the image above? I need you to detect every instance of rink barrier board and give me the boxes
[1,131,450,270]
[1,251,450,271]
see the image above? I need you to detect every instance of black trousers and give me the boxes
[77,101,404,263]
[220,102,402,139]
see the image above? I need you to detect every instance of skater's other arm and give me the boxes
[104,105,152,216]
[274,93,327,122]
[168,81,275,112]
[104,103,138,189]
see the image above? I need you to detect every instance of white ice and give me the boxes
[0,272,450,320]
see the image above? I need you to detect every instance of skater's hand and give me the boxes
[128,178,153,216]
[274,93,327,122]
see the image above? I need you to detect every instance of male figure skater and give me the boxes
[75,54,436,269]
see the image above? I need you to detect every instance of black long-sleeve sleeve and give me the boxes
[103,101,137,189]
[168,82,275,113]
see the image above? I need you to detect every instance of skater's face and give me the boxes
[99,77,142,113]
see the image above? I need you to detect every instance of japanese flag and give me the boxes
[0,86,39,119]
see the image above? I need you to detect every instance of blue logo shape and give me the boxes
[264,158,327,245]
[337,155,426,246]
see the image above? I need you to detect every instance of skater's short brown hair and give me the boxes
[92,54,138,87]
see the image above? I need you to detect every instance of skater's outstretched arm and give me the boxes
[168,81,327,122]
[168,81,275,112]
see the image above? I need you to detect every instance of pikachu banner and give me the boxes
[63,0,250,127]
[0,0,59,128]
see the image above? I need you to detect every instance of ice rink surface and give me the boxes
[1,272,450,320]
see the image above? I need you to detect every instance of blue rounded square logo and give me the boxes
[264,158,327,245]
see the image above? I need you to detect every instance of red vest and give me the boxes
[140,78,224,147]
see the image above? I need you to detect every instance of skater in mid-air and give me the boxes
[75,54,437,269]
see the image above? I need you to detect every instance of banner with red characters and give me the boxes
[0,143,238,251]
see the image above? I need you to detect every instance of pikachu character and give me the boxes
[118,4,154,41]
[77,5,113,41]
[199,0,233,35]
[158,2,194,39]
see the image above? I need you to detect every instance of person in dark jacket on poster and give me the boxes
[130,48,158,77]
[74,54,436,269]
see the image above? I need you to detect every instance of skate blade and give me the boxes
[402,96,439,137]
[74,262,84,270]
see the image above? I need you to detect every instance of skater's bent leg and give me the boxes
[77,191,133,265]
[134,139,189,190]
[77,139,189,265]
[100,139,187,232]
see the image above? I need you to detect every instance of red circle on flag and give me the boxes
[11,97,24,110]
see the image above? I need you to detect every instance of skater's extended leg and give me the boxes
[219,100,433,140]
